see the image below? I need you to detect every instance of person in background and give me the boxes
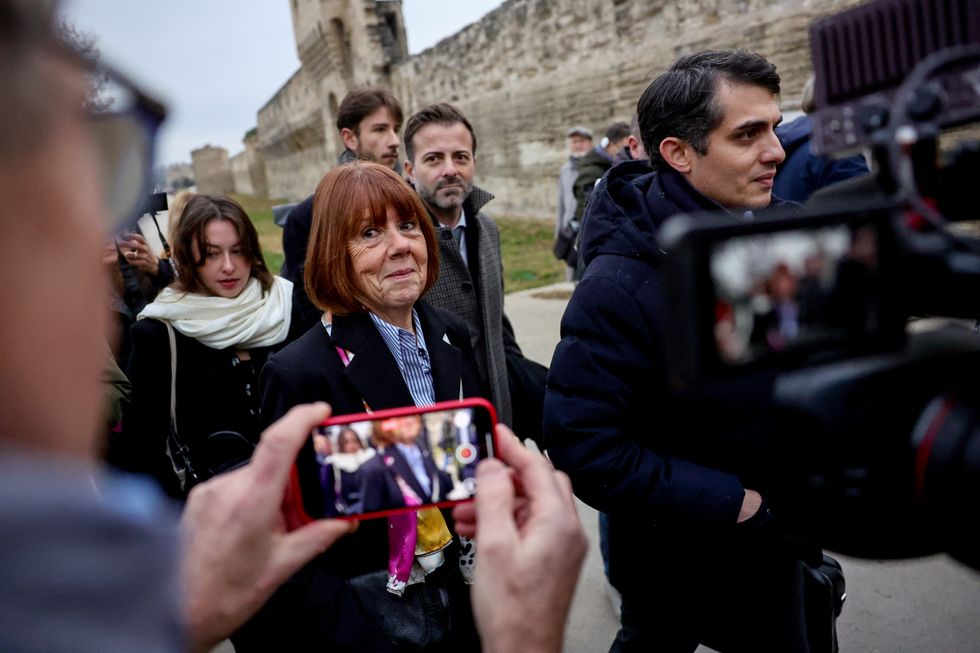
[555,125,593,280]
[773,75,869,203]
[283,88,405,333]
[339,425,365,453]
[611,112,648,165]
[117,195,295,497]
[571,121,632,224]
[404,103,548,443]
[105,228,176,369]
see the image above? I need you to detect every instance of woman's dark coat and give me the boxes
[114,318,275,497]
[233,301,483,652]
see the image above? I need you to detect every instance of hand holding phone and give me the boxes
[452,426,588,653]
[291,398,498,523]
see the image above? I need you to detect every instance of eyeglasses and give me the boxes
[84,63,167,232]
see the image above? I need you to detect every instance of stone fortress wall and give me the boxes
[196,0,865,217]
[392,0,865,218]
[190,145,235,195]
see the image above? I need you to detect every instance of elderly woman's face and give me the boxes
[349,207,427,316]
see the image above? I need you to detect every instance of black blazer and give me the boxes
[236,301,484,652]
[260,300,484,426]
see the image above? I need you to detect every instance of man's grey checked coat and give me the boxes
[422,186,519,426]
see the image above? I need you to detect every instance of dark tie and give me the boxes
[452,225,464,249]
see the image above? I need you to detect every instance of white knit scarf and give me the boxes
[138,276,293,350]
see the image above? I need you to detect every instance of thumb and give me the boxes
[474,459,518,550]
[270,519,354,587]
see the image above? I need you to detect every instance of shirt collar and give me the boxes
[368,309,429,363]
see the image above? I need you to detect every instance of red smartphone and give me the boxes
[289,398,498,523]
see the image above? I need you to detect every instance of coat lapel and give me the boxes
[331,307,465,409]
[330,312,414,411]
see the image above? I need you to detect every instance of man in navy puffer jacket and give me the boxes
[544,50,812,653]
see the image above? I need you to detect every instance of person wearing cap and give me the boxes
[555,126,593,281]
[571,122,631,226]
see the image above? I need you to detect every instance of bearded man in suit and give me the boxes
[403,104,546,437]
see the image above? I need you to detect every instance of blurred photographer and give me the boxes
[0,4,586,652]
[544,50,810,652]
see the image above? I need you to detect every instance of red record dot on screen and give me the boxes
[455,443,478,465]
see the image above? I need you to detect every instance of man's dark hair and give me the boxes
[637,49,780,170]
[404,103,478,162]
[336,87,403,135]
[605,122,632,143]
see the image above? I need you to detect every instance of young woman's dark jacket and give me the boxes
[116,318,284,498]
[233,301,483,652]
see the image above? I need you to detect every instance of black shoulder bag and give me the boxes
[164,323,255,494]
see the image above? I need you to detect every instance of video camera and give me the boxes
[659,0,980,571]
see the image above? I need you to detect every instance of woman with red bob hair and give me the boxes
[243,162,484,652]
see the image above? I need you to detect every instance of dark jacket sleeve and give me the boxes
[571,157,608,223]
[810,151,869,194]
[543,257,745,526]
[358,457,406,514]
[281,196,322,333]
[117,319,182,497]
[259,349,316,430]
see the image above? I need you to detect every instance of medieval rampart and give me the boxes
[208,0,869,214]
[391,0,864,219]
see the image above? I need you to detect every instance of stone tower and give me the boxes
[258,0,408,199]
[190,145,235,195]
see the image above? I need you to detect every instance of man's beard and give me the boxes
[417,176,473,212]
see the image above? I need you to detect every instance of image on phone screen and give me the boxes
[298,400,496,520]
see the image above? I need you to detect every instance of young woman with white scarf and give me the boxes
[119,195,295,498]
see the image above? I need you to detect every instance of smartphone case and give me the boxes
[285,398,498,526]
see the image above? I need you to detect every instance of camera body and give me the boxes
[657,0,980,571]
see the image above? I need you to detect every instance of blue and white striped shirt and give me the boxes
[368,310,435,408]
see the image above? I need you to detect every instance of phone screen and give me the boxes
[708,221,888,365]
[293,399,497,521]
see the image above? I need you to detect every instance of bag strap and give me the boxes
[164,322,197,491]
[167,322,178,436]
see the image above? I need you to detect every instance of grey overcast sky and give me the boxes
[62,1,504,168]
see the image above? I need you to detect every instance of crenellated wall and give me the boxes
[205,0,867,210]
[390,0,865,218]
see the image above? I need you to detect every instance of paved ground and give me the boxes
[505,282,980,653]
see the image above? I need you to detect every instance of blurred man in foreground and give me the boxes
[0,1,586,651]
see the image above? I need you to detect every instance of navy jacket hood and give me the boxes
[580,161,798,268]
[775,115,812,153]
